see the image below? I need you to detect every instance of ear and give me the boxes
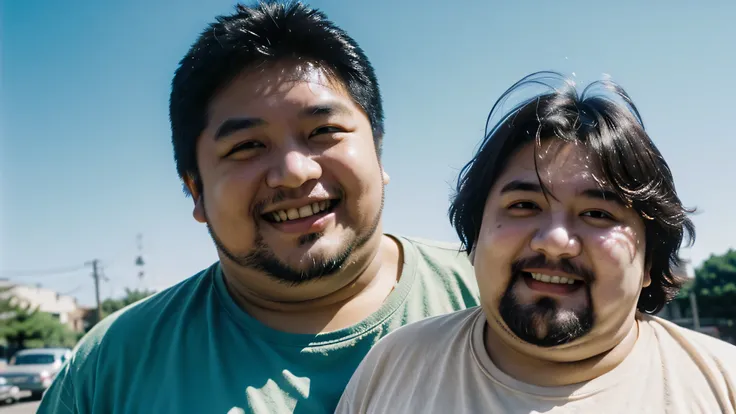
[642,262,652,288]
[184,175,206,224]
[382,169,390,185]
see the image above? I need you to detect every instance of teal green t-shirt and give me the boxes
[38,235,479,414]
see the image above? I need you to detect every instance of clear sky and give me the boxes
[2,0,735,307]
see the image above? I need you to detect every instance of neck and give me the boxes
[485,317,640,386]
[222,234,402,334]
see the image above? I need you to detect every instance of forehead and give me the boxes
[495,140,607,194]
[207,62,358,119]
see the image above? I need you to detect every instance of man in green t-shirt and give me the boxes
[38,2,479,413]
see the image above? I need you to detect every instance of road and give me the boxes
[0,397,40,414]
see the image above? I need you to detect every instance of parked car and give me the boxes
[0,376,21,405]
[0,348,72,399]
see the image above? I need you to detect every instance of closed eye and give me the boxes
[309,125,344,137]
[225,141,265,157]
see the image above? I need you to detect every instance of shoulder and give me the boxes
[91,266,213,341]
[393,235,474,280]
[644,315,736,371]
[387,306,481,342]
[71,265,216,376]
[338,307,482,412]
[398,235,467,259]
[39,265,219,412]
[393,235,479,302]
[364,307,481,365]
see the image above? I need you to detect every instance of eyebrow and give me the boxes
[214,118,266,141]
[580,188,626,206]
[499,180,543,194]
[213,103,353,141]
[299,103,352,119]
[498,180,626,206]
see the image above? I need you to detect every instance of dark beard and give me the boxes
[499,256,595,347]
[499,289,594,347]
[206,187,384,285]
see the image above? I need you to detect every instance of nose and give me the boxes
[530,217,582,259]
[266,150,322,189]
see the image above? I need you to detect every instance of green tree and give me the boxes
[0,286,78,350]
[680,249,736,320]
[101,288,155,316]
[85,288,156,331]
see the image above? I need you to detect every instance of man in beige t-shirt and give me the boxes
[336,72,736,414]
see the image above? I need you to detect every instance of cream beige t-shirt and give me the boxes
[336,307,736,414]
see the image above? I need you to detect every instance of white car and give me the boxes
[0,348,72,399]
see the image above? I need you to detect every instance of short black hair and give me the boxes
[169,1,384,194]
[449,71,695,314]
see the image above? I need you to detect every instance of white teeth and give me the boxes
[286,208,299,220]
[298,205,313,217]
[268,200,333,223]
[531,273,579,285]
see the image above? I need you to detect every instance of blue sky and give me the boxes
[2,0,735,307]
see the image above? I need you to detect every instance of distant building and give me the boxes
[0,279,86,333]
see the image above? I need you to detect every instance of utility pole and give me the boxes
[690,291,701,330]
[86,260,102,323]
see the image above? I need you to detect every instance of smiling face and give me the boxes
[474,140,650,352]
[189,62,388,285]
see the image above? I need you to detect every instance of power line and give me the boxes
[4,234,145,314]
[3,272,89,284]
[0,264,87,278]
[60,285,86,296]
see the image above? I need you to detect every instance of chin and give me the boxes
[304,229,355,251]
[281,237,347,262]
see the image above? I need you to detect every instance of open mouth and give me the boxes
[262,199,340,224]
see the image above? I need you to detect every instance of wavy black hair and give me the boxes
[170,1,383,194]
[449,72,695,314]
